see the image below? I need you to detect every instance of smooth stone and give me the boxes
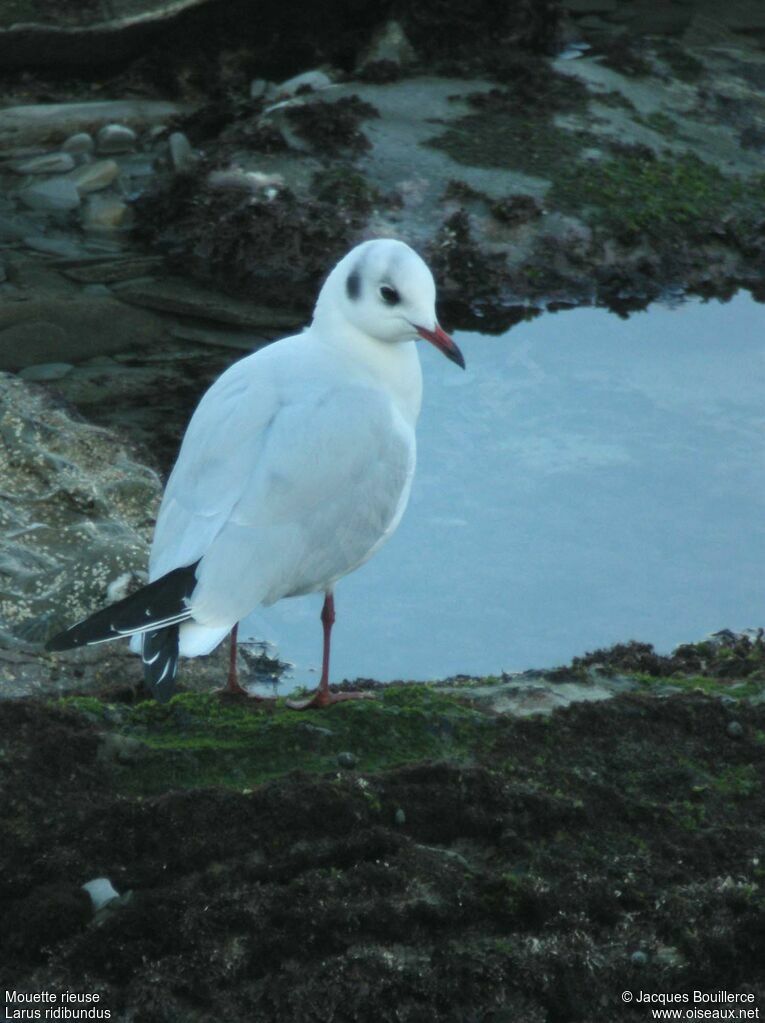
[169,131,195,173]
[67,158,119,194]
[13,151,75,175]
[18,177,80,212]
[249,78,273,101]
[23,234,86,258]
[337,752,357,769]
[82,196,132,232]
[97,123,137,154]
[727,721,744,739]
[114,277,304,329]
[18,361,74,382]
[277,69,333,97]
[0,298,162,370]
[62,131,95,156]
[0,101,190,148]
[170,323,268,352]
[59,256,164,284]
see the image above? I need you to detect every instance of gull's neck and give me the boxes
[309,309,423,426]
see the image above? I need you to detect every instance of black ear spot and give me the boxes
[346,270,361,300]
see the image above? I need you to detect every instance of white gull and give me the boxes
[47,238,465,707]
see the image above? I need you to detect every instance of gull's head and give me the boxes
[314,238,465,368]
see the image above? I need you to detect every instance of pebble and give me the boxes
[62,131,95,157]
[13,151,76,175]
[726,721,744,739]
[337,751,357,769]
[169,131,195,173]
[630,950,648,967]
[67,159,119,194]
[394,807,406,826]
[249,78,273,101]
[358,19,416,70]
[19,177,81,212]
[82,196,132,232]
[23,234,86,258]
[18,362,74,382]
[97,123,137,154]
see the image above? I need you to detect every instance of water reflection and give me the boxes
[242,292,765,691]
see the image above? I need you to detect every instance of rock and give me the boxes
[12,151,76,174]
[59,255,165,284]
[0,295,165,371]
[169,131,195,173]
[394,807,406,826]
[113,277,304,329]
[630,950,648,966]
[0,373,162,644]
[18,362,73,382]
[82,196,132,232]
[67,159,120,194]
[562,0,617,12]
[23,234,87,258]
[0,100,190,148]
[727,721,744,739]
[62,131,95,158]
[357,20,416,72]
[97,122,137,154]
[337,751,357,769]
[170,323,269,352]
[276,69,333,98]
[18,177,80,212]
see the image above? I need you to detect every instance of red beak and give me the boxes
[415,323,465,369]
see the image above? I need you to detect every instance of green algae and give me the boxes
[60,685,493,795]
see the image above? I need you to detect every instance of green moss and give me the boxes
[74,686,493,795]
[549,152,765,245]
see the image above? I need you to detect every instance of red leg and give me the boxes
[286,592,375,710]
[216,623,273,701]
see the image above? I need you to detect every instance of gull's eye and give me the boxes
[379,285,400,305]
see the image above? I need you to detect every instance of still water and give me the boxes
[242,291,765,691]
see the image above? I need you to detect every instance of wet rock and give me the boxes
[82,196,133,232]
[337,751,357,769]
[22,234,87,258]
[727,721,744,739]
[630,949,649,966]
[67,159,120,194]
[169,131,196,173]
[12,151,76,175]
[18,362,73,382]
[0,101,189,148]
[97,123,137,154]
[0,292,165,370]
[113,277,303,329]
[0,374,161,643]
[249,78,273,101]
[59,255,165,284]
[18,177,81,212]
[62,131,95,158]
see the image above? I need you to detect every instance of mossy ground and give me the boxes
[2,640,765,1020]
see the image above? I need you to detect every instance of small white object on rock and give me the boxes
[18,362,74,382]
[67,159,119,195]
[97,123,137,154]
[63,132,95,158]
[208,168,284,194]
[169,131,196,173]
[82,196,132,232]
[82,878,119,913]
[19,177,81,212]
[276,69,333,98]
[13,151,76,175]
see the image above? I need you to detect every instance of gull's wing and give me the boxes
[190,381,415,626]
[149,335,415,629]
